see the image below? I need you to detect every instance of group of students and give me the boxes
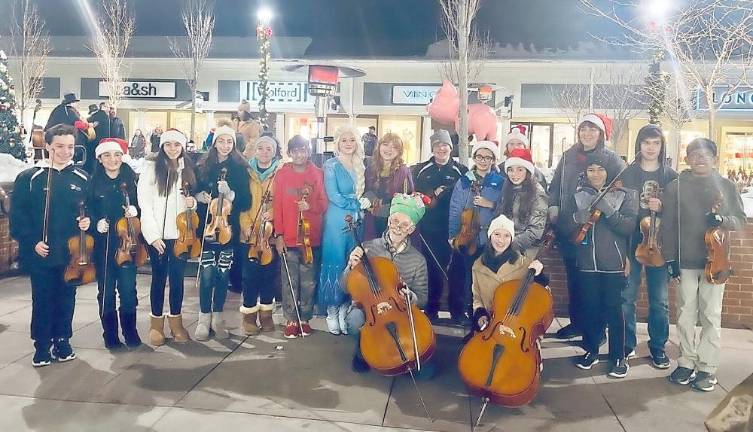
[9,114,746,395]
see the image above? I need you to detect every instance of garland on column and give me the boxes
[0,50,25,160]
[645,49,670,125]
[256,24,272,130]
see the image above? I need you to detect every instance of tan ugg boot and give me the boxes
[258,303,275,332]
[167,314,189,343]
[240,305,260,336]
[149,314,166,346]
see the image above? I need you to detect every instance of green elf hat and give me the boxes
[389,193,429,225]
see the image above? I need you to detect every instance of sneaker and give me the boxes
[283,322,300,339]
[651,351,671,369]
[608,358,629,378]
[556,324,581,340]
[626,349,637,360]
[576,352,600,370]
[691,371,717,392]
[325,310,341,335]
[32,346,52,368]
[51,339,76,362]
[300,322,313,336]
[669,366,696,385]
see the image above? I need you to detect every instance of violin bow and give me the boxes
[195,187,212,291]
[42,148,54,244]
[416,232,449,282]
[100,217,110,321]
[280,250,305,338]
[401,282,432,422]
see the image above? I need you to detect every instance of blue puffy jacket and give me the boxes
[448,168,504,247]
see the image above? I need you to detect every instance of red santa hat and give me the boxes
[96,138,129,158]
[505,124,529,147]
[504,147,535,175]
[578,113,613,141]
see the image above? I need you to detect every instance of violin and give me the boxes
[458,230,555,407]
[296,185,314,264]
[203,168,233,245]
[64,202,96,285]
[453,181,481,255]
[635,181,665,267]
[705,193,733,284]
[115,183,148,267]
[571,179,624,245]
[344,215,436,375]
[248,191,274,264]
[174,182,201,258]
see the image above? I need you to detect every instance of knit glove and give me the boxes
[594,199,616,218]
[573,209,591,225]
[399,286,418,304]
[706,212,723,228]
[125,205,137,218]
[96,218,109,233]
[195,191,212,204]
[472,307,490,332]
[217,180,232,196]
[359,197,372,210]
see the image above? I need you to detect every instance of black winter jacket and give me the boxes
[411,157,468,231]
[196,158,252,243]
[10,161,90,269]
[88,164,140,262]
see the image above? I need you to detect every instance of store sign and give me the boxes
[697,87,753,111]
[241,81,309,107]
[98,81,176,99]
[391,85,440,105]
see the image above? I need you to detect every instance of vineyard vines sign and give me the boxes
[391,85,440,105]
[98,81,177,99]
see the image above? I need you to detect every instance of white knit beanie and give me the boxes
[211,126,237,147]
[160,129,187,147]
[487,214,515,240]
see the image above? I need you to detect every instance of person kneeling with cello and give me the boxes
[344,193,434,378]
[90,138,144,350]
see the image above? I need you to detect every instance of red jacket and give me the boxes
[273,161,327,247]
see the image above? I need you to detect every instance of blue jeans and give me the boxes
[148,240,187,316]
[623,256,669,355]
[198,246,233,313]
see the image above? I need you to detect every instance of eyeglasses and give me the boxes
[473,154,495,163]
[688,151,714,161]
[388,218,414,232]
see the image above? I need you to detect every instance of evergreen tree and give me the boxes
[0,50,25,160]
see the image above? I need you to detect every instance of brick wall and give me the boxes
[542,219,753,329]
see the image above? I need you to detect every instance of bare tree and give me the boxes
[9,0,50,127]
[593,64,645,149]
[550,83,590,130]
[662,74,695,167]
[580,0,753,142]
[438,0,483,163]
[89,0,134,109]
[170,0,214,142]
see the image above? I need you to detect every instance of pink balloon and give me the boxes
[426,80,498,142]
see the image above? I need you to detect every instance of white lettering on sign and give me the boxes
[240,81,310,107]
[696,87,753,111]
[391,85,440,105]
[98,81,176,99]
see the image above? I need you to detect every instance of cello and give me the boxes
[114,183,148,267]
[174,182,201,258]
[296,185,314,264]
[203,167,233,245]
[635,181,665,267]
[458,230,554,410]
[453,180,481,255]
[64,202,97,285]
[705,193,733,284]
[343,215,436,376]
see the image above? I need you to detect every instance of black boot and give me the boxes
[119,310,142,348]
[102,312,125,350]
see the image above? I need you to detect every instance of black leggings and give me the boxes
[579,271,626,362]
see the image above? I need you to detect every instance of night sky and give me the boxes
[0,0,625,57]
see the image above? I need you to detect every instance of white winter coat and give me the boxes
[137,160,188,245]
